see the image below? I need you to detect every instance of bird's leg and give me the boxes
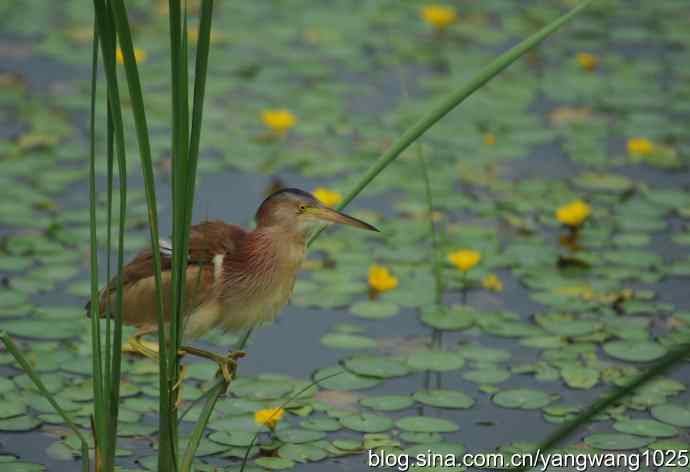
[127,329,188,404]
[173,365,187,409]
[178,345,246,385]
[126,327,160,360]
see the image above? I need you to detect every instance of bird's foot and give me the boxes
[216,351,246,385]
[178,346,246,389]
[125,330,159,360]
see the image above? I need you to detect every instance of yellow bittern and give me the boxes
[87,188,378,382]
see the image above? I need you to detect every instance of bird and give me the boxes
[87,188,379,382]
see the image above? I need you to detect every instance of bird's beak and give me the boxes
[308,206,379,232]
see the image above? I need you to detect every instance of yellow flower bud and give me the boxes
[447,250,481,272]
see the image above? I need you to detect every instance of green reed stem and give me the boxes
[87,16,108,470]
[418,146,444,306]
[1,333,90,472]
[168,1,189,410]
[92,1,133,468]
[104,1,171,469]
[313,0,594,236]
[175,2,215,469]
[516,343,690,470]
[237,370,344,472]
[180,381,224,472]
[180,325,252,469]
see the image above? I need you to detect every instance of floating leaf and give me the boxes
[403,442,465,458]
[493,389,555,409]
[407,350,464,372]
[278,443,328,463]
[421,306,473,331]
[561,366,599,389]
[650,404,690,428]
[343,356,410,378]
[413,390,474,409]
[603,341,667,362]
[313,367,380,390]
[320,333,377,350]
[613,419,679,438]
[350,301,400,319]
[0,415,41,431]
[340,413,393,433]
[360,395,414,412]
[462,367,511,385]
[584,432,654,450]
[254,457,295,470]
[395,416,459,433]
[208,431,255,447]
[276,428,326,444]
[300,417,343,432]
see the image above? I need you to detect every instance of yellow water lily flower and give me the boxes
[447,250,481,272]
[255,407,285,430]
[627,137,654,157]
[420,5,458,31]
[483,133,496,145]
[115,47,147,65]
[555,199,591,227]
[482,273,503,292]
[313,187,343,207]
[368,265,398,292]
[576,52,599,71]
[261,109,297,134]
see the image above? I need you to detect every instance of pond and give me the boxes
[1,1,689,471]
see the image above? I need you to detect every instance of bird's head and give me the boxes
[255,188,379,238]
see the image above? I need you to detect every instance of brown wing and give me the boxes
[87,220,247,328]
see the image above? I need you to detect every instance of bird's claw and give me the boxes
[216,351,245,385]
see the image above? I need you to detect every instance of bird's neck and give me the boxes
[253,226,307,271]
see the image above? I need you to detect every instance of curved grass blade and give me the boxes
[92,1,132,468]
[309,0,594,245]
[105,1,172,469]
[235,370,344,472]
[515,343,690,470]
[87,17,107,471]
[1,333,90,472]
[180,325,253,469]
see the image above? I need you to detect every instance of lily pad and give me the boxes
[613,419,679,438]
[462,367,511,385]
[604,341,667,362]
[350,301,400,319]
[413,390,474,409]
[584,432,654,450]
[407,350,464,372]
[339,413,394,433]
[0,415,41,431]
[313,367,380,390]
[278,443,327,463]
[360,395,414,412]
[420,306,473,331]
[493,389,554,410]
[650,404,690,428]
[320,333,377,350]
[300,417,343,432]
[403,442,465,458]
[396,416,459,433]
[208,431,256,447]
[343,356,410,378]
[276,428,326,444]
[561,366,599,389]
[254,457,295,470]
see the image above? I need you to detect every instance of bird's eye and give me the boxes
[298,204,306,213]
